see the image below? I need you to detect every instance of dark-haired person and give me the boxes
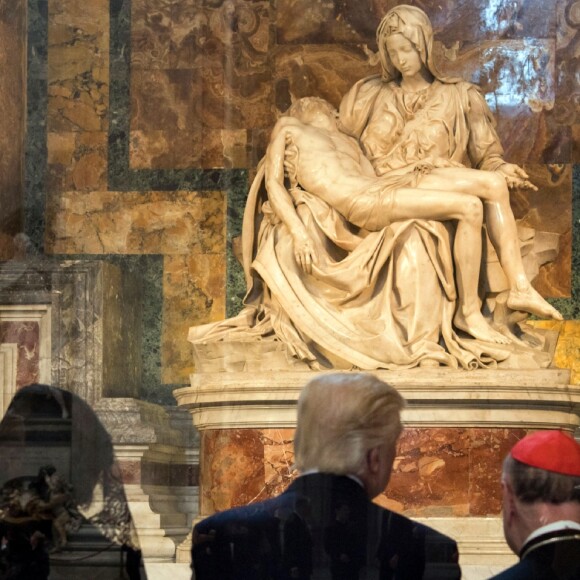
[0,384,146,579]
[491,430,580,579]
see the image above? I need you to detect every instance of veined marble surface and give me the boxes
[1,0,578,398]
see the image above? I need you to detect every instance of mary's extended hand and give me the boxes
[497,163,538,191]
[292,231,317,275]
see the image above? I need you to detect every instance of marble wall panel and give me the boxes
[47,132,108,193]
[0,321,40,389]
[46,189,225,255]
[555,0,580,150]
[0,1,25,258]
[130,0,273,170]
[466,428,526,516]
[200,428,297,515]
[387,428,471,517]
[385,428,529,517]
[142,460,199,486]
[131,0,173,70]
[0,261,142,402]
[533,319,580,383]
[258,428,297,500]
[163,253,226,383]
[510,164,572,296]
[119,459,142,484]
[272,44,377,112]
[47,0,109,133]
[275,0,373,44]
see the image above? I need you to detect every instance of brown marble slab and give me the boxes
[46,189,225,255]
[200,429,266,515]
[47,132,108,193]
[384,427,529,516]
[0,0,26,255]
[198,426,531,517]
[47,0,109,133]
[162,253,226,384]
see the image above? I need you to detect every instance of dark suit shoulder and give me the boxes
[194,494,291,534]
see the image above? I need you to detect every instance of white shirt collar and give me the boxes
[298,469,365,489]
[524,520,580,546]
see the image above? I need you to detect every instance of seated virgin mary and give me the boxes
[189,5,560,372]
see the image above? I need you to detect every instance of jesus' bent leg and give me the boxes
[411,168,562,321]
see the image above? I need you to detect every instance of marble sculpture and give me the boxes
[189,5,562,372]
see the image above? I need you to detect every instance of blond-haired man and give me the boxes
[191,373,460,579]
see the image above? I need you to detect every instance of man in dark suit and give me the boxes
[191,372,461,579]
[491,430,580,579]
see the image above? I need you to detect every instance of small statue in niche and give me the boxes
[0,465,82,555]
[42,467,82,553]
[189,4,562,372]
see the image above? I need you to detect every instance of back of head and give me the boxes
[504,431,580,504]
[285,97,337,123]
[294,373,405,476]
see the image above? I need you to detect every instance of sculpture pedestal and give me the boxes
[175,368,580,572]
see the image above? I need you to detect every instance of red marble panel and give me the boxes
[469,428,528,516]
[200,429,266,516]
[255,428,297,502]
[0,321,40,389]
[199,427,531,518]
[383,427,531,517]
[118,459,142,484]
[386,428,471,517]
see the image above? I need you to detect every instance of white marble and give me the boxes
[175,368,579,430]
[144,560,511,579]
[416,516,518,568]
[462,565,513,579]
[144,562,192,580]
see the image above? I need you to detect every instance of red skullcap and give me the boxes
[510,431,580,477]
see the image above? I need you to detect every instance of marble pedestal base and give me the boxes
[175,368,580,571]
[95,398,199,563]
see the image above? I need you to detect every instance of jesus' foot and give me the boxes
[454,309,511,344]
[507,285,563,321]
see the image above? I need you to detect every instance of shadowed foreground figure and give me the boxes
[0,384,145,579]
[490,431,580,579]
[191,373,460,579]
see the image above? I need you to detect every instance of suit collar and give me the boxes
[285,472,369,500]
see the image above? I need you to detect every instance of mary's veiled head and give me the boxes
[376,5,440,82]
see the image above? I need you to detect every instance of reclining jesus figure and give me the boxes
[264,96,560,348]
